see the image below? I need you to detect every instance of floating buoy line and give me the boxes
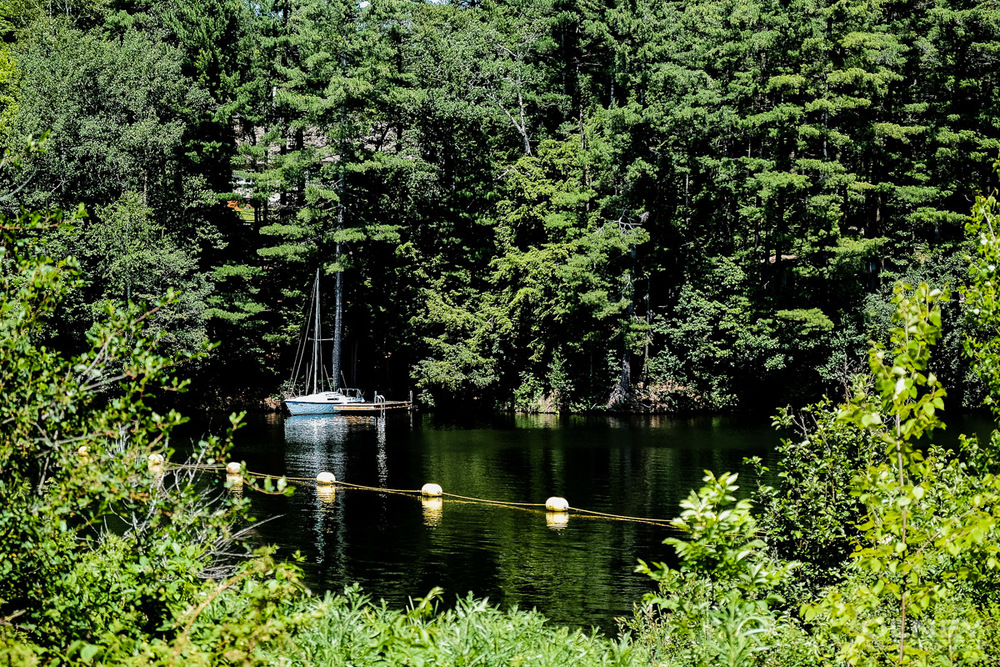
[159,456,678,529]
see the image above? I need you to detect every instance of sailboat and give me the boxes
[283,270,412,416]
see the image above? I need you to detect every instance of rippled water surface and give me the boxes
[218,412,778,633]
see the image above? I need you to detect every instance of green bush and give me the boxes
[0,161,306,662]
[629,471,816,667]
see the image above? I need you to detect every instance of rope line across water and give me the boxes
[162,463,677,529]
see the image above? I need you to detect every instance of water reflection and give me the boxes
[283,415,352,566]
[376,417,388,488]
[545,511,569,530]
[283,414,387,479]
[226,473,243,500]
[285,414,349,446]
[233,412,779,634]
[316,486,337,504]
[421,496,443,526]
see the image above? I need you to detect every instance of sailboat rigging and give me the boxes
[283,269,412,416]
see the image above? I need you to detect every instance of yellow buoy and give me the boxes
[316,471,336,485]
[226,461,241,475]
[546,511,569,529]
[545,496,569,512]
[421,483,443,497]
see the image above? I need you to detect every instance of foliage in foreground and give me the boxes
[632,471,815,667]
[254,586,647,667]
[628,166,1000,666]
[0,157,309,663]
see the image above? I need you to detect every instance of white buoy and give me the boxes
[226,461,241,475]
[421,483,443,497]
[545,496,569,512]
[148,453,164,469]
[77,446,88,457]
[316,471,336,485]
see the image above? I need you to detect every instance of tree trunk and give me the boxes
[331,222,344,388]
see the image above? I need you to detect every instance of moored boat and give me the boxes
[283,271,412,415]
[285,389,411,415]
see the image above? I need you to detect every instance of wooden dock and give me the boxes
[328,400,412,415]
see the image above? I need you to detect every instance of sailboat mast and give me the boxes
[312,267,321,395]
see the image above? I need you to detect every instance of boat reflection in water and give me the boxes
[283,414,388,482]
[282,415,392,566]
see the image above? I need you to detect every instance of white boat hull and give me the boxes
[285,400,349,415]
[285,401,412,415]
[285,392,411,415]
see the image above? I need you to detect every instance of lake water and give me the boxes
[211,411,779,634]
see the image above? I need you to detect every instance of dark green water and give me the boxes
[216,412,779,634]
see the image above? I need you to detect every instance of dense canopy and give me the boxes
[2,0,998,412]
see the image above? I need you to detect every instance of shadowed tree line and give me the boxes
[2,0,999,412]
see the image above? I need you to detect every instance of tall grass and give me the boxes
[241,586,650,666]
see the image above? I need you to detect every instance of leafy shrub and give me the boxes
[630,471,816,667]
[0,165,305,662]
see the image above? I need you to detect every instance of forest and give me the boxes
[3,0,1000,413]
[8,0,1000,665]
